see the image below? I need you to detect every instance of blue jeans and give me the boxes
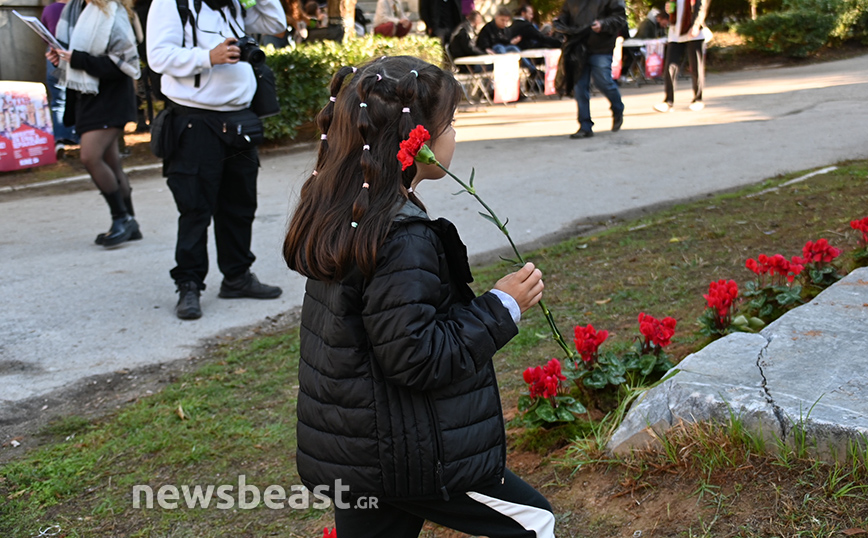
[45,59,79,144]
[492,43,537,74]
[574,53,624,133]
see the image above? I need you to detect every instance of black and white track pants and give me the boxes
[334,468,556,538]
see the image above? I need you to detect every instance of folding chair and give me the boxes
[444,45,493,105]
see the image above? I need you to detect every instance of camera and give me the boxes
[234,35,265,66]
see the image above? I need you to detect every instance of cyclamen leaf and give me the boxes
[556,406,576,422]
[535,402,558,422]
[517,395,533,412]
[639,354,657,376]
[566,401,587,415]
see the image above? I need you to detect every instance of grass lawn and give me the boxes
[2,161,867,537]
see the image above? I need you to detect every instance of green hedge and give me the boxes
[262,34,443,141]
[737,0,868,57]
[737,10,836,57]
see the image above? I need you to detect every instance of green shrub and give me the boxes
[262,35,443,140]
[781,0,868,43]
[737,9,836,57]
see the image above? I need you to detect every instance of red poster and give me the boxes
[0,81,57,172]
[611,37,623,80]
[544,49,561,96]
[645,39,665,79]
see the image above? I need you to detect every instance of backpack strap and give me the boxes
[176,0,203,87]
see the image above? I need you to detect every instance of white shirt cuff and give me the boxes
[490,289,521,324]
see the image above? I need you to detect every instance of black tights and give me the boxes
[80,127,130,199]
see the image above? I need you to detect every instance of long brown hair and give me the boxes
[283,56,461,282]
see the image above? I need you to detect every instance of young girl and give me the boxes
[284,56,555,537]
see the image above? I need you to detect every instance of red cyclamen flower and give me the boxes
[638,312,677,349]
[851,217,868,245]
[746,253,803,283]
[801,238,841,264]
[397,125,431,170]
[573,324,608,363]
[323,528,337,538]
[523,358,565,399]
[703,279,738,320]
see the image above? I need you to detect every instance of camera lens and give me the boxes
[246,47,266,65]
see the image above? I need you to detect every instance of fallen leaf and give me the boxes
[176,404,187,421]
[842,529,868,536]
[234,368,247,375]
[594,298,611,305]
[669,237,681,243]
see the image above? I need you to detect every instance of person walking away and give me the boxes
[47,0,142,247]
[146,0,286,320]
[555,0,626,138]
[284,55,556,538]
[653,0,709,112]
[42,0,80,155]
[420,0,461,42]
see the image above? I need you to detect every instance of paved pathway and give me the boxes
[2,54,867,425]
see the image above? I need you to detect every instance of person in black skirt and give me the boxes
[48,0,142,247]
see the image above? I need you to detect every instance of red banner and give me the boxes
[0,81,57,172]
[544,49,561,96]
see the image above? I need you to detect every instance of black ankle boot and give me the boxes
[102,215,139,248]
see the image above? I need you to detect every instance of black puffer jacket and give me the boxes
[296,202,518,501]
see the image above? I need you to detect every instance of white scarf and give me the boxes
[56,0,140,94]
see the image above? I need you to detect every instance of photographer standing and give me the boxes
[146,0,285,320]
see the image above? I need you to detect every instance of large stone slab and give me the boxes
[608,268,868,458]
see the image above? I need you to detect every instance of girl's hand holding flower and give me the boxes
[495,262,544,313]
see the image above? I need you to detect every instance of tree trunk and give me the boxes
[327,0,358,38]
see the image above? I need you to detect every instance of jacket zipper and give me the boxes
[490,362,507,483]
[425,395,450,500]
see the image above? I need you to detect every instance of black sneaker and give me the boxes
[569,129,594,139]
[176,281,202,320]
[612,114,623,132]
[218,272,282,300]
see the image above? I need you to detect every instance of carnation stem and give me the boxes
[438,163,577,360]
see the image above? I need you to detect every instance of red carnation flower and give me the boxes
[397,125,432,170]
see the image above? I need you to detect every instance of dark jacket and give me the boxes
[476,20,511,51]
[64,51,137,133]
[635,16,664,39]
[510,18,561,50]
[555,0,626,55]
[296,202,518,501]
[449,20,484,58]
